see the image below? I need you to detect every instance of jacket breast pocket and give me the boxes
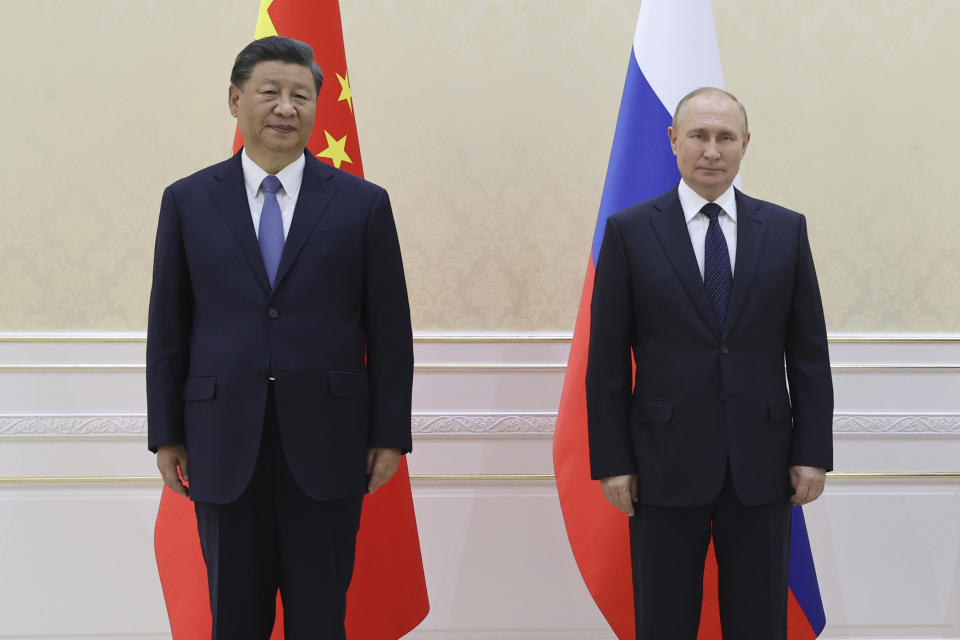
[182,376,216,401]
[329,371,369,398]
[631,400,674,424]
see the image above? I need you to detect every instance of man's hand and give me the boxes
[157,444,189,497]
[600,474,638,516]
[367,447,402,493]
[790,465,826,505]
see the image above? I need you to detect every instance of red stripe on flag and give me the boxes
[697,544,722,639]
[154,486,210,640]
[555,260,816,639]
[347,457,429,638]
[695,545,818,638]
[554,261,635,640]
[787,588,819,639]
[155,462,429,639]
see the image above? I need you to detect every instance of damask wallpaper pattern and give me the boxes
[1,0,958,331]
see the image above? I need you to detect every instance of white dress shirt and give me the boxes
[241,148,305,240]
[677,179,737,279]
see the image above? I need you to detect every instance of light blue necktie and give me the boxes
[258,175,284,288]
[701,202,732,329]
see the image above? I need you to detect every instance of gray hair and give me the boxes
[673,87,748,134]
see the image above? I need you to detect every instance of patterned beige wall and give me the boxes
[0,1,258,330]
[1,0,958,332]
[715,0,960,331]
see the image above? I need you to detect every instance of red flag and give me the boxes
[155,2,429,637]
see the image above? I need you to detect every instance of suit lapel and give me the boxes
[209,152,271,294]
[272,152,337,290]
[649,190,720,339]
[722,190,766,341]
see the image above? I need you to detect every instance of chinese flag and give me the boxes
[154,2,429,637]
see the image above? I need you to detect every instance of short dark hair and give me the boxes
[673,87,749,134]
[230,36,324,94]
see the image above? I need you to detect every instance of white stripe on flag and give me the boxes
[632,0,726,115]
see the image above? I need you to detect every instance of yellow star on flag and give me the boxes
[316,131,352,169]
[254,0,278,38]
[336,72,353,112]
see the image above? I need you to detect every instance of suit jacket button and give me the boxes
[267,308,279,319]
[720,344,729,354]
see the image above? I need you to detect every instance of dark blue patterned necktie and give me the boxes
[701,202,732,329]
[258,175,284,288]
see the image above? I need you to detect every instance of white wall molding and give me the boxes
[3,412,960,438]
[0,413,560,438]
[0,414,146,437]
[1,332,959,639]
[3,330,960,342]
[833,413,960,434]
[404,631,615,639]
[411,412,557,436]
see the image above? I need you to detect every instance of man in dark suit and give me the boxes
[586,87,833,639]
[146,36,413,639]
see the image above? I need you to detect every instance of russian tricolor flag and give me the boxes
[552,1,826,638]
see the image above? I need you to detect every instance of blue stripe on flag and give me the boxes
[591,53,680,265]
[790,505,827,633]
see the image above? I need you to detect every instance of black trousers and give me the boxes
[629,469,792,640]
[194,386,364,640]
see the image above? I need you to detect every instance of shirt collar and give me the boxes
[677,179,738,224]
[241,148,306,199]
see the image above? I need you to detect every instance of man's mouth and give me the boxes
[269,125,296,133]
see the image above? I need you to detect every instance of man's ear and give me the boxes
[228,85,240,118]
[667,126,679,156]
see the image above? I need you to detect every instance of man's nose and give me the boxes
[274,95,296,116]
[703,140,721,158]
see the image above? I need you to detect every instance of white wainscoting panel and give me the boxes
[406,479,613,639]
[0,333,958,639]
[0,483,169,638]
[804,478,960,639]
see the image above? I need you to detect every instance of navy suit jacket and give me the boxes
[586,186,833,507]
[146,150,413,504]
